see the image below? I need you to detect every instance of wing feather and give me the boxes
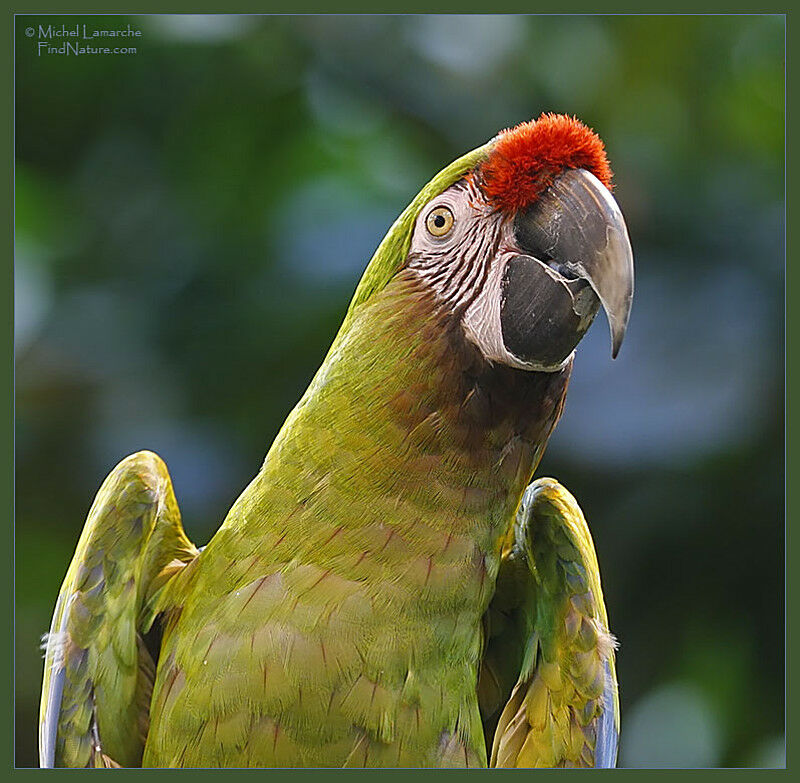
[39,451,199,767]
[482,477,619,768]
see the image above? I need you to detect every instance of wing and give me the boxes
[479,477,619,768]
[39,451,199,768]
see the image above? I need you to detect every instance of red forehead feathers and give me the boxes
[478,113,613,212]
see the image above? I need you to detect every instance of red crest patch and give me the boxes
[478,113,613,212]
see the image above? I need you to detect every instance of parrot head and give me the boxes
[345,113,634,372]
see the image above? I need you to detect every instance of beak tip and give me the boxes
[609,315,629,359]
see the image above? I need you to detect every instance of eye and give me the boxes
[426,206,455,237]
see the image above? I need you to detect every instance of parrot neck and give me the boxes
[183,270,574,763]
[245,268,571,614]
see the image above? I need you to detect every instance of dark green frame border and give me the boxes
[6,4,789,777]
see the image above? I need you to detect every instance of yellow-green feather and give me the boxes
[143,269,569,767]
[335,143,491,338]
[39,452,198,767]
[488,478,619,768]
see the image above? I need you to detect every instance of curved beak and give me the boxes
[514,168,635,358]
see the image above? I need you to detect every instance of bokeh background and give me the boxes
[14,14,784,768]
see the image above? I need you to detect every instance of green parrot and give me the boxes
[39,113,634,768]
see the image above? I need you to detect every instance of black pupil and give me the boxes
[433,213,446,228]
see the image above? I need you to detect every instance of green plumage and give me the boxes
[488,480,619,767]
[39,453,197,767]
[40,123,623,768]
[144,269,570,766]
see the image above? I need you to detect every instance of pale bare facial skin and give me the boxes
[406,179,585,372]
[406,169,634,372]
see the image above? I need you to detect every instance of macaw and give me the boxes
[39,113,634,768]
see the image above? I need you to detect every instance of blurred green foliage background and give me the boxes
[14,14,784,768]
